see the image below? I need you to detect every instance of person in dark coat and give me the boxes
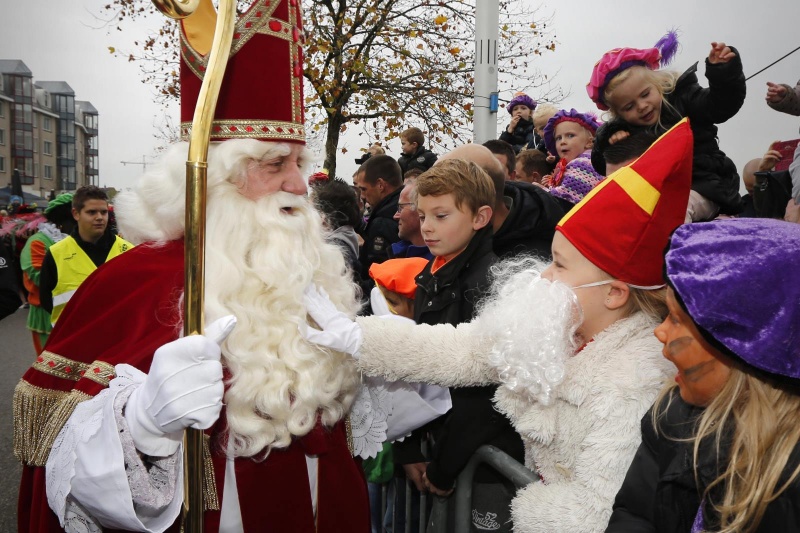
[588,31,746,221]
[607,219,800,533]
[355,155,403,287]
[0,241,22,320]
[400,159,523,532]
[397,127,438,175]
[312,177,364,281]
[500,93,541,154]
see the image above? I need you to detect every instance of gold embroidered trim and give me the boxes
[287,1,303,123]
[180,120,305,142]
[202,434,220,511]
[13,380,92,466]
[33,351,88,381]
[232,0,284,55]
[82,360,116,387]
[345,415,354,457]
[180,0,284,80]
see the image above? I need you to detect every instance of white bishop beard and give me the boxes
[203,186,360,458]
[477,256,582,406]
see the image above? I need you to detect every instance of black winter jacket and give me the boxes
[397,146,438,175]
[0,242,21,321]
[594,49,746,215]
[412,225,525,489]
[499,117,544,154]
[607,389,800,532]
[357,187,401,280]
[493,181,566,261]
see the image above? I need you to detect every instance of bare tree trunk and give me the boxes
[323,112,344,179]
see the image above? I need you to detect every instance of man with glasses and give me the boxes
[389,180,433,260]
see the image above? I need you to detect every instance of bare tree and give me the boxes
[100,0,560,176]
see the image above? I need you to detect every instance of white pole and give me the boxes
[473,0,500,144]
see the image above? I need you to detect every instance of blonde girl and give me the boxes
[587,31,746,222]
[608,218,800,532]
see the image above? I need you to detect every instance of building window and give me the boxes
[0,156,5,172]
[0,129,4,145]
[43,141,52,155]
[43,117,51,132]
[0,102,4,117]
[44,165,52,179]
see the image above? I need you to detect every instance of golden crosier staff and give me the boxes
[151,0,235,530]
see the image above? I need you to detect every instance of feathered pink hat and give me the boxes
[587,31,680,111]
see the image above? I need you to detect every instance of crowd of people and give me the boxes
[3,12,800,533]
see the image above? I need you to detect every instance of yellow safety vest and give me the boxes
[50,235,133,325]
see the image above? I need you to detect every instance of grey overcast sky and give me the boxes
[1,0,798,190]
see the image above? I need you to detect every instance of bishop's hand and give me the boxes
[124,315,236,456]
[300,284,363,357]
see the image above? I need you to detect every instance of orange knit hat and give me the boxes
[369,258,429,299]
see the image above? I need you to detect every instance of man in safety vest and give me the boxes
[39,185,132,325]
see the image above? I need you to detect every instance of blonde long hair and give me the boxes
[655,370,800,532]
[603,65,681,129]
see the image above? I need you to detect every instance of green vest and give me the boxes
[50,235,133,325]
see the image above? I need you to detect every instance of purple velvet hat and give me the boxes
[542,109,602,157]
[665,219,800,380]
[507,93,537,114]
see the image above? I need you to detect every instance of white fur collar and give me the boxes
[38,222,67,243]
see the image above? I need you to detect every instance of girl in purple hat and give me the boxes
[541,109,606,210]
[500,92,539,153]
[608,218,800,532]
[587,32,746,223]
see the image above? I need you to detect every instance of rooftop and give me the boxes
[0,60,33,76]
[35,81,75,96]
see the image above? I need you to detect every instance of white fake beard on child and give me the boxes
[477,256,582,406]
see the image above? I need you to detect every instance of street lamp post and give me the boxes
[473,1,500,144]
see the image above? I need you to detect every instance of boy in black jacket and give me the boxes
[398,127,438,175]
[396,159,524,532]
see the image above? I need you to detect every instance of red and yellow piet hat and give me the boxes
[179,0,305,143]
[556,118,693,287]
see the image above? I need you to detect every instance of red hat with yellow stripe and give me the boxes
[556,118,693,288]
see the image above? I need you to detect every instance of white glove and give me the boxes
[301,284,363,357]
[125,316,236,456]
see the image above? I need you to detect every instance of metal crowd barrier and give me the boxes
[379,445,536,533]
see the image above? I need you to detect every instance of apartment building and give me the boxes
[0,60,99,199]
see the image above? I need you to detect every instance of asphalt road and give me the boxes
[0,308,41,531]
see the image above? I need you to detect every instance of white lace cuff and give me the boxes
[46,364,183,533]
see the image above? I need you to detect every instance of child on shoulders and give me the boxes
[587,31,746,222]
[500,92,540,154]
[398,127,438,175]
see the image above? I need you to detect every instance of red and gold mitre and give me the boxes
[179,0,305,143]
[556,118,693,287]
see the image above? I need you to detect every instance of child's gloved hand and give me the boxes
[708,42,736,64]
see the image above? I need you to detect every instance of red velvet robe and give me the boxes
[17,240,370,532]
